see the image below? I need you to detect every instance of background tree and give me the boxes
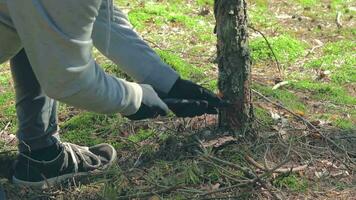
[214,0,252,133]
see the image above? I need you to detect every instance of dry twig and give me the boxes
[248,25,283,77]
[245,155,308,173]
[336,11,343,28]
[0,122,11,135]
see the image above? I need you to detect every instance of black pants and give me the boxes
[10,49,59,152]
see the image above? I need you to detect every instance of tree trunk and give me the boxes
[214,0,252,132]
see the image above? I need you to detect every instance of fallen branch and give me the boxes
[198,180,255,198]
[272,81,289,90]
[245,155,307,173]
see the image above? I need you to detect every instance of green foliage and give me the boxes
[250,35,307,65]
[273,174,308,192]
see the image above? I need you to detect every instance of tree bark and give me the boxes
[214,0,252,131]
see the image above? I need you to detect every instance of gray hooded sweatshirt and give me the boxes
[0,0,179,115]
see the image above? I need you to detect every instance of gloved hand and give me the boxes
[126,84,169,120]
[162,78,227,117]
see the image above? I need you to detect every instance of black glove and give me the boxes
[163,98,218,117]
[162,78,227,117]
[126,84,169,120]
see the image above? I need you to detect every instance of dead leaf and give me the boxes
[311,120,321,126]
[202,136,236,149]
[201,183,220,192]
[295,110,305,116]
[270,111,281,120]
[272,81,289,90]
[331,170,349,178]
[149,195,161,200]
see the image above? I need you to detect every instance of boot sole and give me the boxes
[12,143,117,189]
[12,171,90,189]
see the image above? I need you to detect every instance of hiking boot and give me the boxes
[12,142,117,189]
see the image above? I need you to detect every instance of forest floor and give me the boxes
[0,0,355,199]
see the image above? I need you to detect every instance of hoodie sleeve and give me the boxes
[92,1,179,94]
[7,0,142,115]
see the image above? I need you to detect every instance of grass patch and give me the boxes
[250,34,307,65]
[304,41,356,84]
[249,0,278,28]
[196,0,214,6]
[128,129,155,143]
[182,161,203,184]
[273,174,308,192]
[334,118,354,130]
[295,0,317,7]
[290,80,356,105]
[254,84,306,113]
[127,1,215,42]
[255,107,274,126]
[0,92,15,116]
[157,50,205,81]
[61,113,124,146]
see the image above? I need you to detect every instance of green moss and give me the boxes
[295,0,317,7]
[273,174,308,192]
[62,112,107,130]
[334,118,354,130]
[127,1,215,42]
[127,3,170,30]
[255,107,274,126]
[128,129,155,143]
[205,79,218,91]
[157,50,205,81]
[250,35,307,65]
[61,130,105,146]
[291,81,356,105]
[253,84,306,112]
[0,92,15,118]
[304,41,356,84]
[61,112,128,146]
[196,0,214,6]
[249,0,277,28]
